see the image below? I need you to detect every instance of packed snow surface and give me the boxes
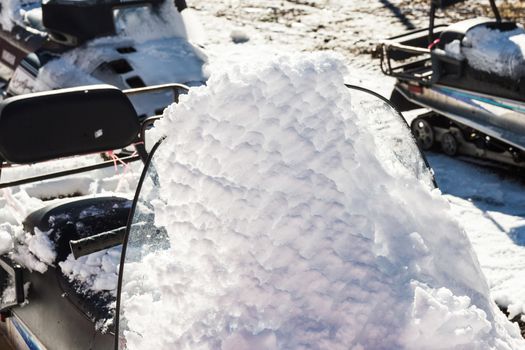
[119,52,524,349]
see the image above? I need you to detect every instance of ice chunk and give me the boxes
[230,29,250,44]
[401,283,493,349]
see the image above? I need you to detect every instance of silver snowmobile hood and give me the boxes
[24,35,208,117]
[89,36,208,89]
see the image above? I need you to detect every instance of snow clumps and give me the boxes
[59,246,121,295]
[463,24,525,79]
[0,190,56,273]
[445,22,525,79]
[119,52,525,349]
[230,29,250,44]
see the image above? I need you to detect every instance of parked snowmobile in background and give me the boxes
[378,0,525,169]
[0,84,433,350]
[0,0,207,118]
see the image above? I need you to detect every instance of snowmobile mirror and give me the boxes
[0,256,25,312]
[0,85,140,164]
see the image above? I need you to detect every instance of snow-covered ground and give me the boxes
[430,154,525,319]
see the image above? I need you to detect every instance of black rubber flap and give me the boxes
[0,85,140,164]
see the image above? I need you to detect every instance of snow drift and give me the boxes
[118,52,525,349]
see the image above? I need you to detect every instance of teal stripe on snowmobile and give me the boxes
[437,86,525,114]
[10,317,43,350]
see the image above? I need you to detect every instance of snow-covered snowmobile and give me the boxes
[0,0,207,118]
[378,0,525,169]
[0,83,433,350]
[0,83,188,350]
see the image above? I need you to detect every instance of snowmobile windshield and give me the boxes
[344,85,435,188]
[114,85,435,349]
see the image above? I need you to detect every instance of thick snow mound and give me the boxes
[119,52,525,349]
[461,24,525,79]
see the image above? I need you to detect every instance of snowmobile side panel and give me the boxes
[432,56,525,102]
[396,82,525,151]
[10,269,113,350]
[4,197,132,350]
[6,315,45,350]
[3,315,43,350]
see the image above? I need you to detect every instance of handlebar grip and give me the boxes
[69,226,126,259]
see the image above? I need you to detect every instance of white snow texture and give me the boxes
[119,52,525,349]
[446,22,525,79]
[59,246,121,294]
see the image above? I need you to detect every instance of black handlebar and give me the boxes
[70,226,127,259]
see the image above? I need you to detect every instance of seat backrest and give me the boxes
[0,85,140,164]
[42,0,164,45]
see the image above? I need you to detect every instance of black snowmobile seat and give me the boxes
[436,18,494,50]
[42,0,116,45]
[0,85,140,164]
[42,0,165,45]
